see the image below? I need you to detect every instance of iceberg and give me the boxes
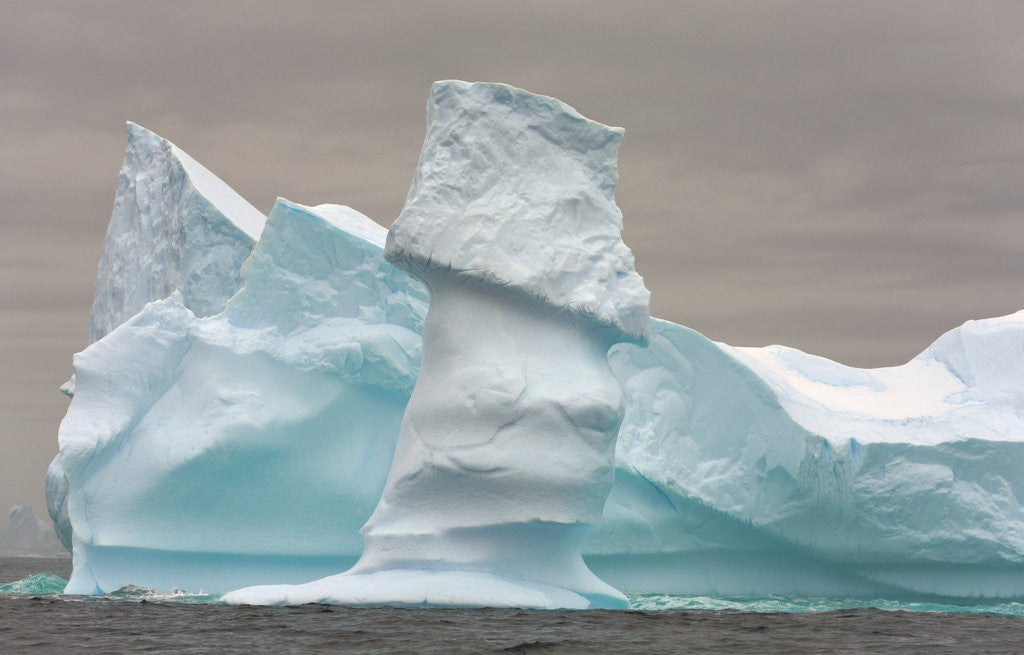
[225,81,651,609]
[0,505,68,558]
[384,81,649,341]
[49,86,1024,605]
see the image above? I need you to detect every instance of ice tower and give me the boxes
[225,80,650,609]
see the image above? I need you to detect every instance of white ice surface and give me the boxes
[385,80,650,343]
[222,569,593,610]
[57,199,426,595]
[722,312,1024,444]
[586,317,1024,599]
[88,122,265,343]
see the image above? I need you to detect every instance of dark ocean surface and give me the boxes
[3,557,1024,654]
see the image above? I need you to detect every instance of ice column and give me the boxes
[225,80,649,609]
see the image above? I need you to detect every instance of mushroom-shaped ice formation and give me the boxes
[225,80,650,609]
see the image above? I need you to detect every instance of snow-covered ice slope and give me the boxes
[57,199,426,595]
[226,80,651,610]
[586,316,1024,599]
[89,122,265,343]
[731,312,1024,446]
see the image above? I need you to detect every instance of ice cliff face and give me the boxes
[89,123,265,343]
[226,81,650,609]
[44,458,71,552]
[57,198,426,595]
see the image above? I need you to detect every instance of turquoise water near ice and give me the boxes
[0,574,218,603]
[3,572,1024,616]
[5,560,1023,653]
[0,573,67,595]
[627,593,1024,616]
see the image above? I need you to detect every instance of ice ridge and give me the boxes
[88,122,265,343]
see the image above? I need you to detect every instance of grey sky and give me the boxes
[2,0,1023,525]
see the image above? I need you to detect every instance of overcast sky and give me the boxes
[2,0,1023,526]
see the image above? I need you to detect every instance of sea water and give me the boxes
[2,558,1023,654]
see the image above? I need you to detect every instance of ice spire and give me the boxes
[88,122,265,342]
[226,80,649,609]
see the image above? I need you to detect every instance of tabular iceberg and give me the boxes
[225,81,651,609]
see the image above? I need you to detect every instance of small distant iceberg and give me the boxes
[1,505,68,558]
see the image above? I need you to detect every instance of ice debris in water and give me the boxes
[626,595,1024,616]
[0,573,68,596]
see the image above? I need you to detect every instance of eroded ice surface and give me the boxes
[586,317,1024,599]
[386,80,649,343]
[65,301,1024,601]
[227,80,649,610]
[57,199,426,595]
[90,122,265,343]
[48,122,268,552]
